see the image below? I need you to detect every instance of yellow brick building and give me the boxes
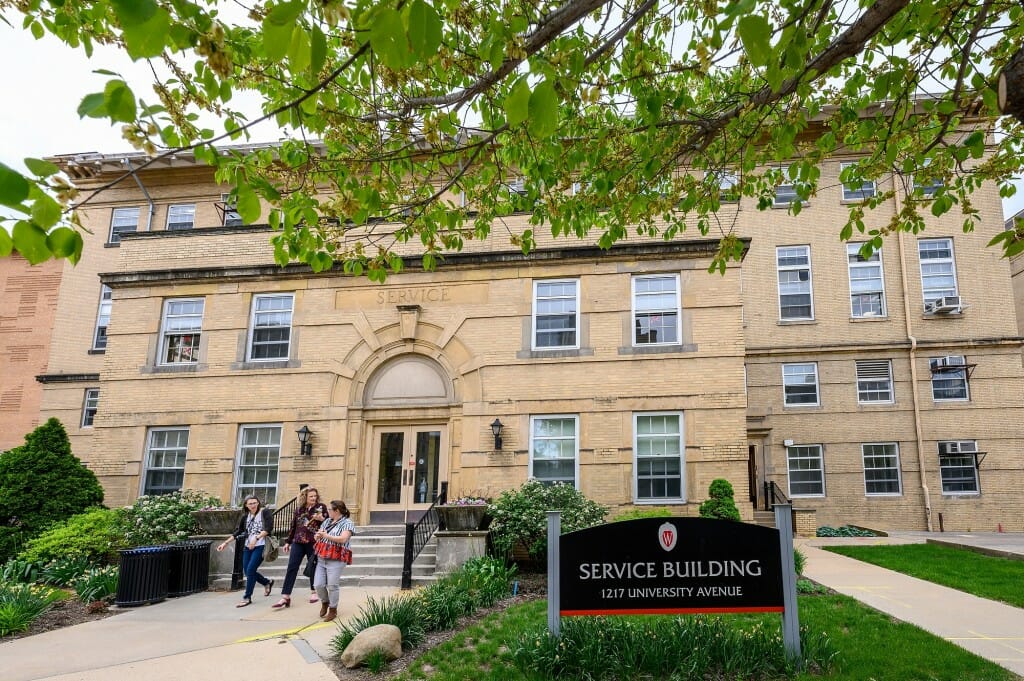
[31,149,1024,532]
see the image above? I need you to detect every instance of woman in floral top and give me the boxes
[271,486,328,609]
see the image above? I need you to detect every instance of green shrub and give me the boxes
[0,559,42,584]
[0,583,62,637]
[0,419,105,562]
[363,649,389,674]
[793,547,806,576]
[612,507,674,522]
[71,566,119,603]
[488,480,607,560]
[17,508,126,565]
[331,594,426,654]
[418,577,475,631]
[816,525,877,537]
[697,478,741,521]
[40,556,95,587]
[120,489,224,547]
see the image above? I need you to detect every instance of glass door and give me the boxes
[371,425,445,519]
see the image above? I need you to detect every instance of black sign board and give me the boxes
[559,517,784,615]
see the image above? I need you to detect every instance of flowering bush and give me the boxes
[17,507,126,565]
[446,496,488,506]
[120,490,224,547]
[488,480,606,560]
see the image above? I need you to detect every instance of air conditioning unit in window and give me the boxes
[925,296,962,315]
[935,355,965,369]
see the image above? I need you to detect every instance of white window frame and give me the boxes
[918,238,959,309]
[782,362,820,407]
[631,274,681,346]
[142,427,190,496]
[166,203,196,230]
[856,359,894,404]
[711,170,740,202]
[247,293,294,362]
[221,193,243,227]
[773,183,799,207]
[786,444,825,497]
[235,424,282,505]
[81,388,99,428]
[776,246,814,321]
[633,412,685,503]
[930,355,970,402]
[532,279,580,350]
[93,285,112,350]
[862,442,902,496]
[109,206,140,243]
[840,161,876,201]
[529,415,579,488]
[847,243,886,318]
[158,298,205,365]
[938,441,980,495]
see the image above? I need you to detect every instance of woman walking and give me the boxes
[313,500,355,621]
[217,494,275,607]
[271,486,328,609]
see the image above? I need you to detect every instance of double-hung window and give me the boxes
[782,363,819,406]
[711,170,740,202]
[773,183,798,207]
[930,355,969,401]
[787,445,825,497]
[81,388,99,428]
[248,294,294,361]
[632,275,680,345]
[159,298,205,364]
[236,425,281,504]
[856,360,893,403]
[109,207,140,243]
[634,413,684,502]
[166,204,196,230]
[862,443,902,495]
[93,285,113,350]
[533,280,579,349]
[143,428,189,495]
[938,441,979,494]
[840,162,876,201]
[776,246,813,320]
[847,244,886,317]
[529,415,578,487]
[918,238,958,309]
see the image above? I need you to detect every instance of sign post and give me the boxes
[774,503,801,665]
[547,510,561,636]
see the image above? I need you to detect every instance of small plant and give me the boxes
[612,507,674,521]
[446,496,488,506]
[0,582,62,637]
[363,648,390,674]
[816,525,877,537]
[793,547,806,575]
[120,489,225,547]
[0,558,42,584]
[697,478,741,521]
[331,594,426,654]
[40,556,94,586]
[71,566,119,603]
[797,577,830,595]
[17,507,126,565]
[488,480,607,560]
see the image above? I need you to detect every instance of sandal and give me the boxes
[236,599,252,608]
[264,579,274,597]
[271,597,291,609]
[309,593,318,604]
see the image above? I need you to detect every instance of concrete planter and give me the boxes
[436,505,488,531]
[191,509,240,535]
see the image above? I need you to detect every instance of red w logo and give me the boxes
[658,522,678,551]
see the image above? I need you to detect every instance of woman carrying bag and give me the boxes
[216,494,275,607]
[313,499,355,622]
[272,486,328,609]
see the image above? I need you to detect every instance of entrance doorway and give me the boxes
[369,424,446,523]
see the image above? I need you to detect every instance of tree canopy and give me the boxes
[0,0,1022,276]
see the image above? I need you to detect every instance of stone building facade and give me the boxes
[31,149,1024,532]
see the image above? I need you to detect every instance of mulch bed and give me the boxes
[0,597,119,644]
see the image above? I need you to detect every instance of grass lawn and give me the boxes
[823,543,1024,609]
[390,595,1017,681]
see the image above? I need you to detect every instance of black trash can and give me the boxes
[115,545,171,607]
[167,540,212,597]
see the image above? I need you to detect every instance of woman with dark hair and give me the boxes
[271,486,328,609]
[217,494,275,607]
[312,499,355,621]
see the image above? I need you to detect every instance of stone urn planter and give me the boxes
[191,509,240,536]
[436,504,489,531]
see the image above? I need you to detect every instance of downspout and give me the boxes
[895,192,933,531]
[123,158,155,233]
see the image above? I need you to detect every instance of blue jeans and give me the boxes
[280,541,316,596]
[241,544,269,600]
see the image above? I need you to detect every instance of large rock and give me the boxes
[340,624,403,669]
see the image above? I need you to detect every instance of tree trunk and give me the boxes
[998,47,1024,124]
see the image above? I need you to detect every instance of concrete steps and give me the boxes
[752,510,777,529]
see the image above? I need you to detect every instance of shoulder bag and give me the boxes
[314,520,353,564]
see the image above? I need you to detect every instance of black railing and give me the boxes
[401,481,448,590]
[271,494,300,539]
[763,480,790,511]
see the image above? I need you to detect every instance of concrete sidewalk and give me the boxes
[802,534,1024,677]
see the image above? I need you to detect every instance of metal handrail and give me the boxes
[271,494,299,539]
[401,481,448,590]
[764,480,790,511]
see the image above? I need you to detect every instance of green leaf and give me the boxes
[505,78,531,127]
[407,0,442,59]
[288,25,311,74]
[12,220,50,264]
[122,8,171,60]
[24,158,60,178]
[110,0,158,27]
[527,80,558,139]
[30,192,62,229]
[310,25,327,74]
[0,228,12,257]
[0,163,31,207]
[267,1,305,25]
[77,92,107,119]
[370,8,411,70]
[235,187,261,224]
[104,80,137,123]
[263,18,292,62]
[737,15,772,68]
[46,227,82,260]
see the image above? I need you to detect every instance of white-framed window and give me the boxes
[81,388,99,428]
[776,246,813,320]
[840,162,876,201]
[93,285,113,350]
[856,360,893,403]
[159,298,205,364]
[938,441,979,494]
[862,442,902,495]
[529,415,578,487]
[918,238,958,308]
[109,206,140,243]
[634,412,684,502]
[221,193,243,227]
[166,203,196,230]
[773,183,798,207]
[847,243,886,317]
[782,362,819,406]
[912,172,943,198]
[930,355,969,401]
[532,280,579,350]
[235,425,281,505]
[787,444,825,497]
[712,170,740,202]
[143,428,189,495]
[632,274,680,346]
[248,294,294,361]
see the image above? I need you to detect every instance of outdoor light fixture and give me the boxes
[296,425,314,456]
[490,418,504,450]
